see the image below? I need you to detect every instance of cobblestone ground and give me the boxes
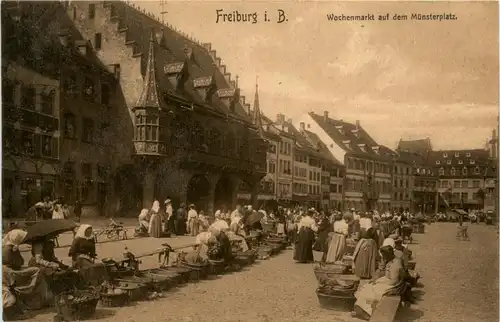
[25,222,498,322]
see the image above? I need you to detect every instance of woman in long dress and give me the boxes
[294,211,317,263]
[187,206,199,236]
[352,245,407,320]
[226,218,250,252]
[2,230,52,315]
[52,202,65,220]
[352,227,379,279]
[148,201,162,238]
[324,213,348,263]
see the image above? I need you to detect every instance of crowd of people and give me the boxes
[256,206,420,320]
[23,197,82,222]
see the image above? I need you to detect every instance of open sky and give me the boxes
[134,0,499,150]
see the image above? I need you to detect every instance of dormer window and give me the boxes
[466,152,471,157]
[357,143,366,152]
[447,160,451,165]
[475,167,480,174]
[439,167,445,175]
[451,167,456,175]
[458,160,463,164]
[372,146,380,154]
[342,140,351,150]
[470,160,475,165]
[455,152,459,157]
[443,153,448,158]
[351,129,360,138]
[335,125,344,135]
[436,160,440,165]
[462,167,468,175]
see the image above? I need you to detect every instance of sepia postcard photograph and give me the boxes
[1,1,498,322]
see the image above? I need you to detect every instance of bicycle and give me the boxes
[93,219,127,242]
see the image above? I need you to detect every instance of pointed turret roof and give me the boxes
[135,28,161,109]
[253,77,264,137]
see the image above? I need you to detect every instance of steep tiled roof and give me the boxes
[135,30,161,109]
[395,150,427,166]
[397,138,432,155]
[112,2,252,123]
[309,112,392,161]
[428,149,490,166]
[303,130,343,166]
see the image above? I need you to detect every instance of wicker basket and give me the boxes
[181,262,210,279]
[315,288,355,311]
[342,255,353,267]
[313,263,349,283]
[257,246,273,259]
[165,266,192,283]
[234,251,257,266]
[54,292,99,321]
[407,261,416,270]
[208,259,227,275]
[178,263,205,282]
[99,292,130,307]
[115,282,148,301]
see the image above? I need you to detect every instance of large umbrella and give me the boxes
[243,210,264,227]
[23,219,77,243]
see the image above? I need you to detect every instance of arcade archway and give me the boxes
[114,165,142,216]
[186,174,211,211]
[214,175,234,212]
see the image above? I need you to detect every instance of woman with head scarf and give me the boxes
[138,208,150,233]
[2,230,51,314]
[293,210,317,263]
[352,227,379,279]
[148,200,163,238]
[226,217,250,252]
[352,245,407,320]
[211,210,230,232]
[206,226,233,261]
[68,225,106,286]
[187,204,199,236]
[323,213,348,263]
[51,200,65,220]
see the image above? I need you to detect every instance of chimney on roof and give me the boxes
[356,120,360,129]
[300,122,305,131]
[287,118,292,124]
[324,111,329,122]
[276,113,285,123]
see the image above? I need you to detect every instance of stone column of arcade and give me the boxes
[142,168,156,209]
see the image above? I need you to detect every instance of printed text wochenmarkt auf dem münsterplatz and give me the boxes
[326,13,457,21]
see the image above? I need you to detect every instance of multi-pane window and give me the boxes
[64,113,76,139]
[21,85,36,110]
[135,114,159,141]
[21,131,35,156]
[2,80,15,106]
[40,90,54,115]
[82,118,94,142]
[63,70,78,96]
[83,76,95,101]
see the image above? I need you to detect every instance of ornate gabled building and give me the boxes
[64,1,268,214]
[296,111,393,212]
[397,138,432,157]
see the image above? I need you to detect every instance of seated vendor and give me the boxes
[69,224,106,286]
[29,238,64,272]
[206,227,233,261]
[2,230,52,316]
[352,245,409,320]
